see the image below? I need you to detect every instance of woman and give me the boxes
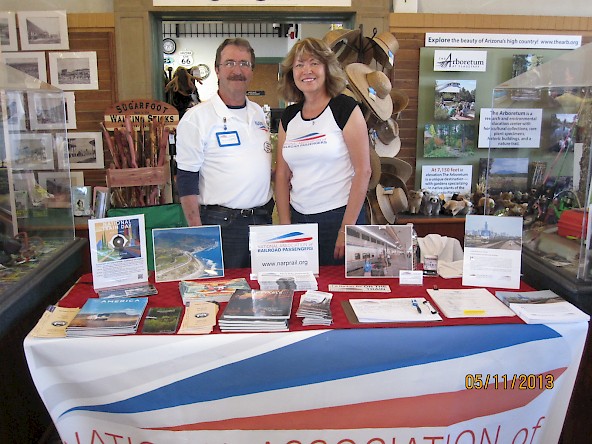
[275,37,371,265]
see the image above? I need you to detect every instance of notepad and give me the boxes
[426,288,516,318]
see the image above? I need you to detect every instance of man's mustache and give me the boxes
[227,74,247,81]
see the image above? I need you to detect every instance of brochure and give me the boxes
[496,289,590,324]
[141,307,182,334]
[179,277,251,304]
[88,215,149,291]
[178,301,218,334]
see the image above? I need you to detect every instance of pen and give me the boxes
[423,300,438,314]
[412,299,422,313]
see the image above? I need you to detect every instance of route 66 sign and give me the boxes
[179,50,193,66]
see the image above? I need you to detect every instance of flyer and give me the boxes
[88,214,149,290]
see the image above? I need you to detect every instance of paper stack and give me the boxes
[179,278,251,304]
[218,289,294,332]
[66,297,148,337]
[177,301,219,334]
[496,290,590,324]
[258,271,318,291]
[296,290,333,326]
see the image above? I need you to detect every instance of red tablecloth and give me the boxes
[59,266,530,332]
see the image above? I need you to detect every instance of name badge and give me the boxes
[216,131,240,147]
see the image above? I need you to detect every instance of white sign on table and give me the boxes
[249,223,319,279]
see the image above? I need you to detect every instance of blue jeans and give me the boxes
[201,202,273,269]
[291,205,366,266]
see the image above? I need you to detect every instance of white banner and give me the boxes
[426,33,581,49]
[434,49,487,72]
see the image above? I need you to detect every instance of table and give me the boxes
[24,266,588,444]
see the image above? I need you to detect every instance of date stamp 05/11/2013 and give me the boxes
[465,373,555,390]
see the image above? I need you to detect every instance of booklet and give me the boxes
[179,277,251,304]
[141,307,182,334]
[222,289,294,319]
[496,290,590,324]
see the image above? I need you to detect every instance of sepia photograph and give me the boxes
[49,51,98,90]
[28,91,76,130]
[8,133,54,170]
[0,12,19,52]
[18,10,69,51]
[56,132,104,169]
[1,52,47,82]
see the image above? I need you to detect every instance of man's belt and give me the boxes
[201,199,274,218]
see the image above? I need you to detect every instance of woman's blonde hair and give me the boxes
[278,37,347,103]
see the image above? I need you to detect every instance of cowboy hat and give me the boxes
[380,156,412,183]
[375,184,408,224]
[374,117,399,144]
[391,88,410,115]
[374,134,401,158]
[345,63,393,121]
[322,28,362,65]
[366,189,389,225]
[339,36,374,66]
[368,146,382,190]
[372,32,399,69]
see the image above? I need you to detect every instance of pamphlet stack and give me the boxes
[257,271,318,291]
[66,297,148,337]
[179,278,251,304]
[296,290,333,326]
[218,289,294,332]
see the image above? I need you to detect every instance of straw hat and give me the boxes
[374,134,401,158]
[368,146,382,190]
[391,88,410,114]
[375,184,408,224]
[380,156,412,183]
[323,28,362,65]
[372,32,399,69]
[345,63,393,121]
[374,118,399,144]
[367,189,389,225]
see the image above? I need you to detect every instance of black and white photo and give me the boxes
[49,51,98,90]
[1,52,47,82]
[0,12,18,52]
[56,132,104,169]
[17,10,69,51]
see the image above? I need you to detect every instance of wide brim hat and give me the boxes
[374,135,401,158]
[374,117,399,144]
[346,63,393,121]
[380,156,412,183]
[372,32,399,69]
[323,28,362,65]
[391,88,410,115]
[339,36,374,66]
[375,184,408,224]
[368,146,382,190]
[367,189,389,225]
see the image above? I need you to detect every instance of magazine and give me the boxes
[66,297,149,337]
[88,214,149,291]
[222,289,294,319]
[141,307,182,334]
[496,290,590,324]
[296,290,333,326]
[179,277,251,304]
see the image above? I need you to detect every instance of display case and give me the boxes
[485,42,592,312]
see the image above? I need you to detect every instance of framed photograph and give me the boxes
[37,171,84,208]
[1,52,47,82]
[72,185,93,216]
[8,133,54,170]
[28,91,76,130]
[49,51,98,90]
[4,91,28,131]
[56,132,104,169]
[17,10,69,51]
[423,122,476,158]
[345,225,414,278]
[0,12,19,52]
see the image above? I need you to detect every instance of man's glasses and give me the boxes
[219,60,253,69]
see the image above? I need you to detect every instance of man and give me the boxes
[175,38,273,268]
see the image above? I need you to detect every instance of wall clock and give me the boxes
[162,38,176,54]
[195,63,211,80]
